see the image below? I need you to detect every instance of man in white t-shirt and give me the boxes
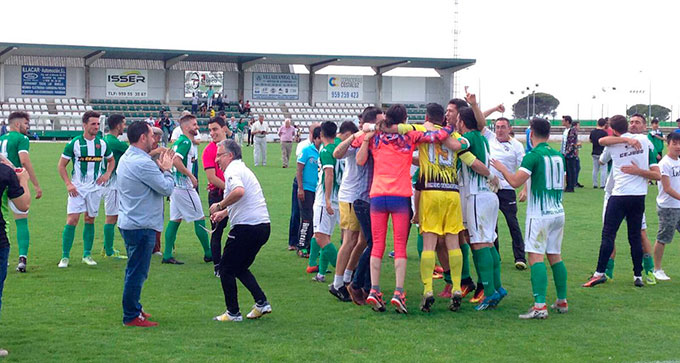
[652,132,680,281]
[583,114,660,288]
[483,117,527,269]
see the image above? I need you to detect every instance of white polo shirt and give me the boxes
[599,133,657,197]
[483,128,525,190]
[223,159,270,226]
[251,121,269,137]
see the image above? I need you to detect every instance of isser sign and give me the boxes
[106,69,148,98]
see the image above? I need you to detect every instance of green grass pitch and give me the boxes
[1,141,678,362]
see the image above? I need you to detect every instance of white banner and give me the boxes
[106,69,148,98]
[184,71,223,98]
[252,73,299,100]
[328,75,363,101]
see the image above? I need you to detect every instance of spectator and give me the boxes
[247,117,255,146]
[244,100,251,115]
[215,93,224,111]
[648,118,664,162]
[251,115,268,166]
[207,86,215,109]
[238,99,245,115]
[278,119,296,168]
[590,118,608,188]
[237,117,248,146]
[675,118,680,133]
[561,115,579,192]
[524,126,532,152]
[200,103,207,118]
[209,107,216,119]
[191,93,199,115]
[573,120,584,188]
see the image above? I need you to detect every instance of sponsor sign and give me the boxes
[21,66,66,95]
[327,75,362,101]
[184,71,223,97]
[252,72,299,100]
[106,69,148,98]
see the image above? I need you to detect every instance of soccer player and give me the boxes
[492,118,568,319]
[652,132,680,281]
[297,127,322,268]
[101,114,129,259]
[329,121,360,301]
[204,117,230,276]
[310,122,344,283]
[163,114,212,265]
[582,114,660,288]
[648,118,664,163]
[0,112,41,272]
[57,111,115,267]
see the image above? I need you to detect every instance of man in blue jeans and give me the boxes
[0,158,32,356]
[117,121,175,327]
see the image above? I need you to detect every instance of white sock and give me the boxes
[333,275,343,289]
[593,272,604,278]
[343,269,353,283]
[534,303,546,309]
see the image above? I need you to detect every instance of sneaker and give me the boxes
[305,265,319,274]
[204,256,213,263]
[490,287,508,307]
[634,276,644,287]
[438,284,452,298]
[16,256,26,273]
[104,249,128,259]
[0,349,7,357]
[124,316,158,327]
[461,280,476,298]
[287,245,296,251]
[474,293,498,311]
[329,285,351,302]
[653,269,671,281]
[388,251,395,258]
[434,265,444,274]
[644,271,657,285]
[470,288,485,304]
[153,251,163,256]
[213,311,243,322]
[390,291,408,314]
[347,284,367,305]
[518,305,548,319]
[140,309,152,319]
[58,258,69,268]
[550,300,568,314]
[449,290,463,312]
[366,290,386,312]
[515,261,527,270]
[432,272,443,280]
[297,249,309,258]
[161,257,184,265]
[82,256,97,266]
[582,274,607,287]
[246,302,272,319]
[420,291,435,312]
[214,266,221,278]
[312,274,325,283]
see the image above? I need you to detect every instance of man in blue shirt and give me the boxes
[296,127,322,262]
[525,126,533,152]
[117,121,175,327]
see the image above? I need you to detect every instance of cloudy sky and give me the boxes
[3,0,678,119]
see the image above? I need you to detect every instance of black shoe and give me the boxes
[16,256,26,273]
[162,257,184,265]
[600,186,605,189]
[634,277,644,287]
[329,284,351,302]
[593,186,598,189]
[204,256,213,263]
[449,291,462,312]
[420,292,435,312]
[576,183,584,188]
[565,189,575,193]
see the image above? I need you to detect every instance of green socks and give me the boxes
[103,223,115,256]
[530,262,548,304]
[551,261,568,300]
[443,270,452,284]
[605,258,615,279]
[308,237,320,267]
[163,220,181,259]
[642,253,654,274]
[490,246,502,290]
[194,220,212,258]
[318,243,338,276]
[62,224,76,259]
[15,218,29,257]
[461,243,471,280]
[416,233,423,258]
[83,223,94,257]
[472,247,495,297]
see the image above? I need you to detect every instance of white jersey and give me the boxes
[599,133,656,196]
[338,147,365,203]
[483,128,525,190]
[223,159,270,226]
[657,155,680,208]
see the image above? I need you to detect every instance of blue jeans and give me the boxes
[287,177,301,247]
[0,246,8,315]
[120,229,155,324]
[352,199,372,292]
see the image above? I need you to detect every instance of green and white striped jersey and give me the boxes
[518,142,565,218]
[459,130,492,195]
[171,134,198,189]
[62,134,113,191]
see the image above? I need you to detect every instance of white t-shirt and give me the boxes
[223,159,270,226]
[483,128,525,190]
[338,147,367,203]
[599,133,657,197]
[657,155,680,208]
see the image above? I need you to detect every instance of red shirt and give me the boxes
[202,142,225,191]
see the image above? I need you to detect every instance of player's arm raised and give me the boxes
[19,152,41,199]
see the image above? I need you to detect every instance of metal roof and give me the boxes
[0,42,475,72]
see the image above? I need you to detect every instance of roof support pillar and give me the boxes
[84,65,91,103]
[308,71,314,106]
[237,62,245,104]
[0,63,5,102]
[376,73,383,109]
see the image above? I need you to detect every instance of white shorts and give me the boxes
[313,204,340,236]
[8,200,28,215]
[67,188,103,218]
[525,215,565,255]
[103,187,119,216]
[465,192,498,244]
[460,191,467,228]
[169,188,205,222]
[603,193,647,229]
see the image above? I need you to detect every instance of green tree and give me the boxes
[626,104,671,121]
[512,92,560,119]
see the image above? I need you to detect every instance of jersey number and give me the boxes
[428,144,453,167]
[543,156,564,190]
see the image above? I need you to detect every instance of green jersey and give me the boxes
[314,137,344,208]
[0,131,29,168]
[171,134,198,189]
[103,134,129,175]
[459,130,492,195]
[62,134,113,190]
[519,142,565,218]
